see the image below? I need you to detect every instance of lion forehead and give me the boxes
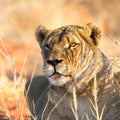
[45,26,82,45]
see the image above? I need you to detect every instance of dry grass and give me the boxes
[0,30,120,120]
[0,75,30,120]
[0,35,120,120]
[0,0,120,119]
[89,76,106,120]
[0,40,31,119]
[71,87,78,120]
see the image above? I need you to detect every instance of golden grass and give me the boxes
[89,76,106,120]
[0,40,31,119]
[0,38,120,120]
[0,0,120,119]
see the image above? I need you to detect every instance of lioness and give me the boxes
[25,23,120,120]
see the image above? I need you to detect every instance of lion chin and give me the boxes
[48,73,71,86]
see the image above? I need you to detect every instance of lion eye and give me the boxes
[69,43,78,48]
[44,44,50,50]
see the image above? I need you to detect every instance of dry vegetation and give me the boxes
[0,0,120,119]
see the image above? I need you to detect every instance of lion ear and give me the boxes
[35,25,50,46]
[84,23,101,46]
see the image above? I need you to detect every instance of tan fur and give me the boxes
[114,72,120,95]
[25,23,120,120]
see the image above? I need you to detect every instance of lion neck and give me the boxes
[73,50,113,95]
[49,50,113,98]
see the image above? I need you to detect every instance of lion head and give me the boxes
[35,23,102,88]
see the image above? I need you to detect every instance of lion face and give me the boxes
[41,32,82,86]
[35,24,101,86]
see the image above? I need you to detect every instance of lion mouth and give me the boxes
[49,72,69,78]
[49,72,62,77]
[48,72,71,86]
[49,73,61,80]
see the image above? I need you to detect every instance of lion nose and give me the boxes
[47,59,63,66]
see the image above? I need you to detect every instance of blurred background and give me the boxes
[0,0,120,77]
[0,0,120,119]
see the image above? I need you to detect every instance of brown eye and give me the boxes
[69,43,78,48]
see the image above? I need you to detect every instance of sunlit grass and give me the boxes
[0,40,30,119]
[0,0,120,119]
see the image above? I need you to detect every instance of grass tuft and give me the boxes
[0,39,31,119]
